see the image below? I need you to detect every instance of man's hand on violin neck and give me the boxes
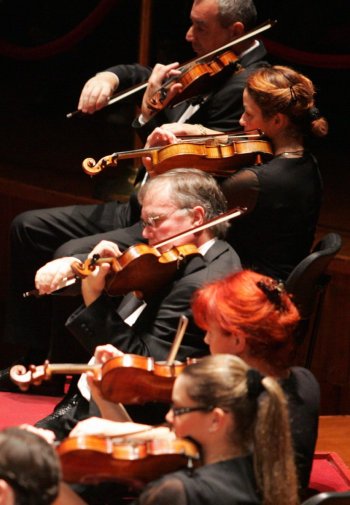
[88,240,123,259]
[81,263,111,307]
[94,344,124,365]
[141,62,183,122]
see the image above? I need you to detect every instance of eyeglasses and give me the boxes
[170,404,213,417]
[141,214,167,228]
[141,208,190,228]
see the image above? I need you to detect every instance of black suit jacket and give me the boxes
[65,240,241,361]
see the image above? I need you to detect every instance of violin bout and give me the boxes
[57,435,200,487]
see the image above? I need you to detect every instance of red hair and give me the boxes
[192,270,300,366]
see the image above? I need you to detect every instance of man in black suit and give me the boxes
[65,169,241,362]
[34,168,241,436]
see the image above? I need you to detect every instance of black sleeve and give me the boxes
[221,168,260,212]
[65,293,149,356]
[65,272,207,361]
[106,63,152,91]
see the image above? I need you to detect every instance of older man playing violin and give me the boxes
[32,168,241,438]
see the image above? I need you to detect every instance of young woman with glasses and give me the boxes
[50,353,298,505]
[134,353,298,505]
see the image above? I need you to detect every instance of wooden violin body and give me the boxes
[71,243,200,300]
[146,138,273,177]
[100,354,191,404]
[57,434,200,487]
[148,49,240,111]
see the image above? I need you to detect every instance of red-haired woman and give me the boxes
[192,269,320,494]
[146,65,328,280]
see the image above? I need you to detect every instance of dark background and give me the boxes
[0,0,349,200]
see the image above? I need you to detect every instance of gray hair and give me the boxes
[138,168,229,238]
[218,0,257,30]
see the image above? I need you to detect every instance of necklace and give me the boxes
[276,149,304,158]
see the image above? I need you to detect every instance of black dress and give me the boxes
[222,152,323,280]
[135,455,260,505]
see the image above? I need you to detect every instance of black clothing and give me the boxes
[222,152,323,280]
[284,366,320,491]
[66,240,242,361]
[135,455,260,505]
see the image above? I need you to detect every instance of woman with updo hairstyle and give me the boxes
[220,64,328,280]
[136,354,299,505]
[147,64,328,281]
[244,65,328,138]
[192,269,320,495]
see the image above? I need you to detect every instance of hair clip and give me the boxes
[309,106,321,121]
[247,368,265,399]
[257,279,286,312]
[289,85,297,105]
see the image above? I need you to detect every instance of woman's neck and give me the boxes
[240,352,290,379]
[272,132,304,158]
[202,442,243,466]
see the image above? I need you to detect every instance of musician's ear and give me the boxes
[230,21,245,38]
[191,206,206,226]
[269,112,289,133]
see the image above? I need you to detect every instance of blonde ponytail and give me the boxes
[253,376,299,505]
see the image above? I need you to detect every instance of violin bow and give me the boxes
[154,206,246,249]
[149,19,277,99]
[66,82,148,118]
[189,19,276,63]
[166,315,189,366]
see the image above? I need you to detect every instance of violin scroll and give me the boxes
[82,155,118,176]
[70,254,110,278]
[10,361,51,391]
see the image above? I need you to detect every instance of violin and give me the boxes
[10,315,192,404]
[10,355,193,403]
[71,243,200,299]
[82,132,273,177]
[57,433,200,486]
[66,20,275,118]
